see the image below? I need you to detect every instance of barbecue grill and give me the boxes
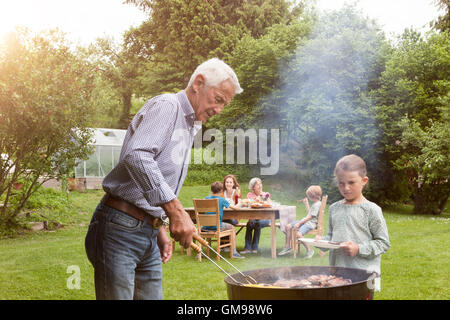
[225,265,376,300]
[189,233,376,300]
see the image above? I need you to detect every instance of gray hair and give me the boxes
[248,177,262,191]
[187,58,243,94]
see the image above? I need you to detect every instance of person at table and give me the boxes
[221,174,241,226]
[204,181,244,259]
[240,177,271,254]
[278,185,322,258]
[222,174,241,205]
[84,58,243,300]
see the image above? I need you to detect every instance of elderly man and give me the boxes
[85,58,242,300]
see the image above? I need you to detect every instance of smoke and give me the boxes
[262,3,385,197]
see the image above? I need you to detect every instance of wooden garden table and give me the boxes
[184,205,296,259]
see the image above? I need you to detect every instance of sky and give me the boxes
[0,0,147,45]
[316,0,442,37]
[0,0,444,46]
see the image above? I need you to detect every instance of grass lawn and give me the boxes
[0,186,448,300]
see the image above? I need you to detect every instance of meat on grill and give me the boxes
[269,274,352,288]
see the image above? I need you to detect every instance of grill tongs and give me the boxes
[189,233,257,285]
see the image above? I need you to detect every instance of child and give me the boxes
[278,185,322,258]
[204,181,244,259]
[318,154,390,291]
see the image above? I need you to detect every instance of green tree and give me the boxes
[87,37,141,128]
[124,0,305,97]
[272,4,390,200]
[395,117,449,215]
[431,0,450,32]
[88,74,123,129]
[209,18,314,131]
[0,29,95,230]
[375,30,450,214]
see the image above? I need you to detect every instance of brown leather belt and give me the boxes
[102,194,164,229]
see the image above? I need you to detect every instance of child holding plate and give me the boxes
[317,154,390,291]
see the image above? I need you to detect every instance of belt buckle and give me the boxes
[152,217,169,229]
[152,217,163,229]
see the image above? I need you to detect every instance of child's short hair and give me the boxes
[334,154,367,178]
[306,185,322,201]
[211,181,223,194]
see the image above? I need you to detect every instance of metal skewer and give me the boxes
[191,234,257,285]
[164,219,257,285]
[195,248,241,285]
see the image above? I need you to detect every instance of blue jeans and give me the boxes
[223,219,239,225]
[299,224,313,235]
[244,219,270,251]
[85,203,163,300]
[288,220,313,235]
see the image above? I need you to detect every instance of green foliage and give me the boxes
[375,30,450,214]
[125,0,305,97]
[33,0,444,217]
[25,187,70,212]
[88,74,122,129]
[1,0,446,228]
[210,18,314,131]
[183,148,253,186]
[0,28,95,229]
[394,117,450,214]
[85,37,141,128]
[261,4,389,203]
[184,164,253,187]
[430,0,450,32]
[396,118,450,184]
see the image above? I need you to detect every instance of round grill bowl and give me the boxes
[224,266,375,300]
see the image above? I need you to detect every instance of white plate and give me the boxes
[299,238,342,249]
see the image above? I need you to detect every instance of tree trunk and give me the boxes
[118,90,133,129]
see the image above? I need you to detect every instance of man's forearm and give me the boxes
[161,198,196,248]
[161,198,185,217]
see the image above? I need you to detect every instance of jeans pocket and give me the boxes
[108,212,141,232]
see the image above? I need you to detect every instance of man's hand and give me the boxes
[161,198,196,249]
[157,227,173,263]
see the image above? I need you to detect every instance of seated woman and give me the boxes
[221,174,241,226]
[222,174,241,205]
[240,177,271,254]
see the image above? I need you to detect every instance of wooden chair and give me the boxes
[234,219,247,236]
[166,225,192,256]
[234,220,279,235]
[292,195,328,258]
[193,198,235,261]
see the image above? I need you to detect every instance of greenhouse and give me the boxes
[74,128,126,189]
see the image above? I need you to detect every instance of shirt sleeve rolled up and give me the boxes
[121,99,179,207]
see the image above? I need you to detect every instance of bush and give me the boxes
[183,164,253,186]
[0,29,95,231]
[25,188,69,211]
[0,187,77,238]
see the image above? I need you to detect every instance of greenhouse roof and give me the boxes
[91,128,127,146]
